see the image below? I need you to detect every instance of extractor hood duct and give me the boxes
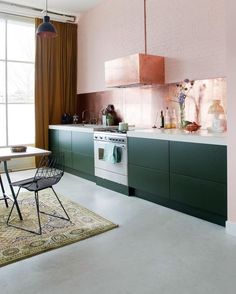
[105,0,165,88]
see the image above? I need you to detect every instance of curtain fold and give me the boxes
[35,19,77,150]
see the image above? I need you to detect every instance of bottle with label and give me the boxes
[160,110,164,128]
[171,109,177,128]
[164,107,171,129]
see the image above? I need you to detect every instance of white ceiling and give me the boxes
[1,0,104,15]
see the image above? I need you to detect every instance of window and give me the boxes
[0,16,35,147]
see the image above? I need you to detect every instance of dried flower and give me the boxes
[175,78,194,107]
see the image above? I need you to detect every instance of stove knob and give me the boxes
[99,136,102,139]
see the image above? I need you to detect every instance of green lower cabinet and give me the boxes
[128,138,169,171]
[72,132,94,156]
[170,173,227,217]
[49,129,95,181]
[72,152,94,175]
[128,164,169,199]
[170,141,227,183]
[58,130,72,152]
[62,150,73,169]
[49,129,59,153]
[128,137,227,226]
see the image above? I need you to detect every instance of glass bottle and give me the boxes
[171,109,177,128]
[164,107,171,129]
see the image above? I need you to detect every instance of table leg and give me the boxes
[3,161,23,220]
[0,174,9,207]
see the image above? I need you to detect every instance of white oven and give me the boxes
[94,132,128,185]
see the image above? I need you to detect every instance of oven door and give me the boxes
[94,140,127,175]
[94,139,128,185]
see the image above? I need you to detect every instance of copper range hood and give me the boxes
[105,0,165,88]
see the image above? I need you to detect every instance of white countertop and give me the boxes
[49,124,104,133]
[49,125,227,145]
[127,128,227,145]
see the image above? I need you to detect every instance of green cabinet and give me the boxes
[71,132,94,176]
[170,174,227,216]
[49,129,72,169]
[49,129,94,181]
[58,130,72,169]
[49,129,59,153]
[170,142,226,183]
[128,137,227,226]
[169,141,227,224]
[128,137,169,200]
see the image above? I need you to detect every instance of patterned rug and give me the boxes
[0,189,118,267]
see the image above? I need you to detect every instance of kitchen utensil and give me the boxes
[119,122,129,132]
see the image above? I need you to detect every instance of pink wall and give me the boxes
[226,1,236,232]
[77,0,226,94]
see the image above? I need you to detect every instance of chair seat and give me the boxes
[12,177,35,187]
[12,175,62,192]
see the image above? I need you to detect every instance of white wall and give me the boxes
[77,0,226,94]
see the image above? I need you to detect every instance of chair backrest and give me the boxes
[34,153,64,186]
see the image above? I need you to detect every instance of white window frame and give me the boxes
[0,14,35,147]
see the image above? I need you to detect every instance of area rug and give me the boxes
[0,189,118,267]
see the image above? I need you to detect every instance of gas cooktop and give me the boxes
[96,127,127,134]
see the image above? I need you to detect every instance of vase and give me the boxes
[179,104,185,129]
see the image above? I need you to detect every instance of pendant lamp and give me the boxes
[36,0,57,38]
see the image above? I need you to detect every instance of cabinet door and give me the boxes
[72,153,94,175]
[170,173,227,216]
[170,142,227,183]
[49,129,59,153]
[72,132,94,156]
[129,164,169,199]
[128,138,169,171]
[57,130,72,168]
[58,130,72,152]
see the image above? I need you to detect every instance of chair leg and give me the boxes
[39,187,70,221]
[34,191,42,235]
[51,187,70,221]
[7,189,42,235]
[0,175,8,208]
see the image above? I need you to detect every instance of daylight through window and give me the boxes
[0,16,35,147]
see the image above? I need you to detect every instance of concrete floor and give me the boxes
[1,170,236,294]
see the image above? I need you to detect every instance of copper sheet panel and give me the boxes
[77,78,226,129]
[105,53,165,88]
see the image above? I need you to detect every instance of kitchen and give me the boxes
[1,0,236,293]
[49,0,228,227]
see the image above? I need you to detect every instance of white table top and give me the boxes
[0,147,51,161]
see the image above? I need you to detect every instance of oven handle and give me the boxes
[94,141,126,149]
[115,144,126,149]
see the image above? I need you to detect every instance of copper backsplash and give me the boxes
[77,78,226,129]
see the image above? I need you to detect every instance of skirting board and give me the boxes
[226,221,236,236]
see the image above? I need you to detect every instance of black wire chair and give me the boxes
[7,153,70,235]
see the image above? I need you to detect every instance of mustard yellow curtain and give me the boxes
[35,19,77,150]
